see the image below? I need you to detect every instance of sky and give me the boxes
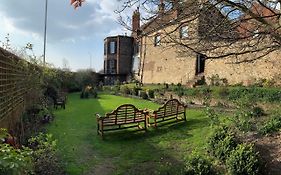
[0,0,133,72]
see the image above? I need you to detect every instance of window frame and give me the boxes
[180,25,189,39]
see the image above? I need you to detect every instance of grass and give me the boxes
[47,93,215,175]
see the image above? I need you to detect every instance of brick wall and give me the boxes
[0,48,40,129]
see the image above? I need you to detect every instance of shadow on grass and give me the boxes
[51,94,210,175]
[101,116,209,142]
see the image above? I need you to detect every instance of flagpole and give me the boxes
[43,0,48,65]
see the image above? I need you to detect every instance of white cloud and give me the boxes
[0,0,134,71]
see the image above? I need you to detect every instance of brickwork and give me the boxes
[103,36,134,84]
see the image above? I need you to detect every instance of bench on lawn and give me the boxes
[54,92,66,109]
[96,104,149,138]
[148,99,186,127]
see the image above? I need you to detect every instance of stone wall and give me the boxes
[205,50,281,85]
[136,11,281,86]
[139,19,199,84]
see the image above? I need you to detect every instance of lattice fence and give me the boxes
[0,47,40,127]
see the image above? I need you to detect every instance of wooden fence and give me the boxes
[0,47,39,129]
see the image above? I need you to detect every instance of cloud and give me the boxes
[0,0,138,71]
[0,0,125,43]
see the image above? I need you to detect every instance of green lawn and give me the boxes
[47,93,213,175]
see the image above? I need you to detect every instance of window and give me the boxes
[107,59,116,74]
[109,41,116,54]
[253,29,259,38]
[154,34,161,46]
[180,26,189,39]
[109,59,115,69]
[104,42,107,55]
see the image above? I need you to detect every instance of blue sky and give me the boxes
[0,0,133,71]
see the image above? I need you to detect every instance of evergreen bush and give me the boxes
[208,126,237,161]
[185,152,216,175]
[226,144,260,175]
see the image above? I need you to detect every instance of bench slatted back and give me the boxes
[104,104,145,124]
[153,99,185,117]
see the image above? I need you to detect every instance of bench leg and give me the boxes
[144,120,147,131]
[147,116,153,128]
[97,122,100,135]
[154,115,157,128]
[100,123,104,139]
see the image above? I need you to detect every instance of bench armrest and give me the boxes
[96,113,103,121]
[143,108,154,114]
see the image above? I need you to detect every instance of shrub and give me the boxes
[228,87,281,103]
[208,126,237,161]
[205,107,219,126]
[215,87,229,99]
[251,106,264,117]
[226,143,260,175]
[120,86,131,95]
[81,86,98,99]
[140,91,148,99]
[112,85,120,95]
[209,74,227,86]
[185,152,216,175]
[131,86,141,96]
[80,90,89,99]
[44,85,58,102]
[253,78,275,87]
[92,90,98,98]
[164,83,169,89]
[147,89,155,98]
[0,144,34,174]
[0,128,9,143]
[231,98,259,132]
[232,111,253,132]
[259,115,281,135]
[28,133,64,175]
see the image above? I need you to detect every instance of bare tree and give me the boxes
[116,0,281,62]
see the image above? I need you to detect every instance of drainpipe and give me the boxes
[140,36,147,85]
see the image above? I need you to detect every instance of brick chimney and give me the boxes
[158,0,165,14]
[132,7,140,38]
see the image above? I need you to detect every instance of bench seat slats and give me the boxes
[96,104,148,138]
[149,99,186,127]
[103,119,145,126]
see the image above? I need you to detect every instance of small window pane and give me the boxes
[253,29,259,38]
[180,26,189,38]
[110,41,115,54]
[154,35,161,46]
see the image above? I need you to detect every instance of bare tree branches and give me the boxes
[116,0,281,62]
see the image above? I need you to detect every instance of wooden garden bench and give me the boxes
[96,104,148,138]
[148,99,186,127]
[54,92,66,109]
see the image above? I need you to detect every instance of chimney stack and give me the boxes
[132,7,140,38]
[158,0,165,14]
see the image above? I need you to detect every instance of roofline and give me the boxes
[104,35,133,41]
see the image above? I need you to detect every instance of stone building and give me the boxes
[103,35,134,85]
[131,0,281,86]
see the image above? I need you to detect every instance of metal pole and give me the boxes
[43,0,48,65]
